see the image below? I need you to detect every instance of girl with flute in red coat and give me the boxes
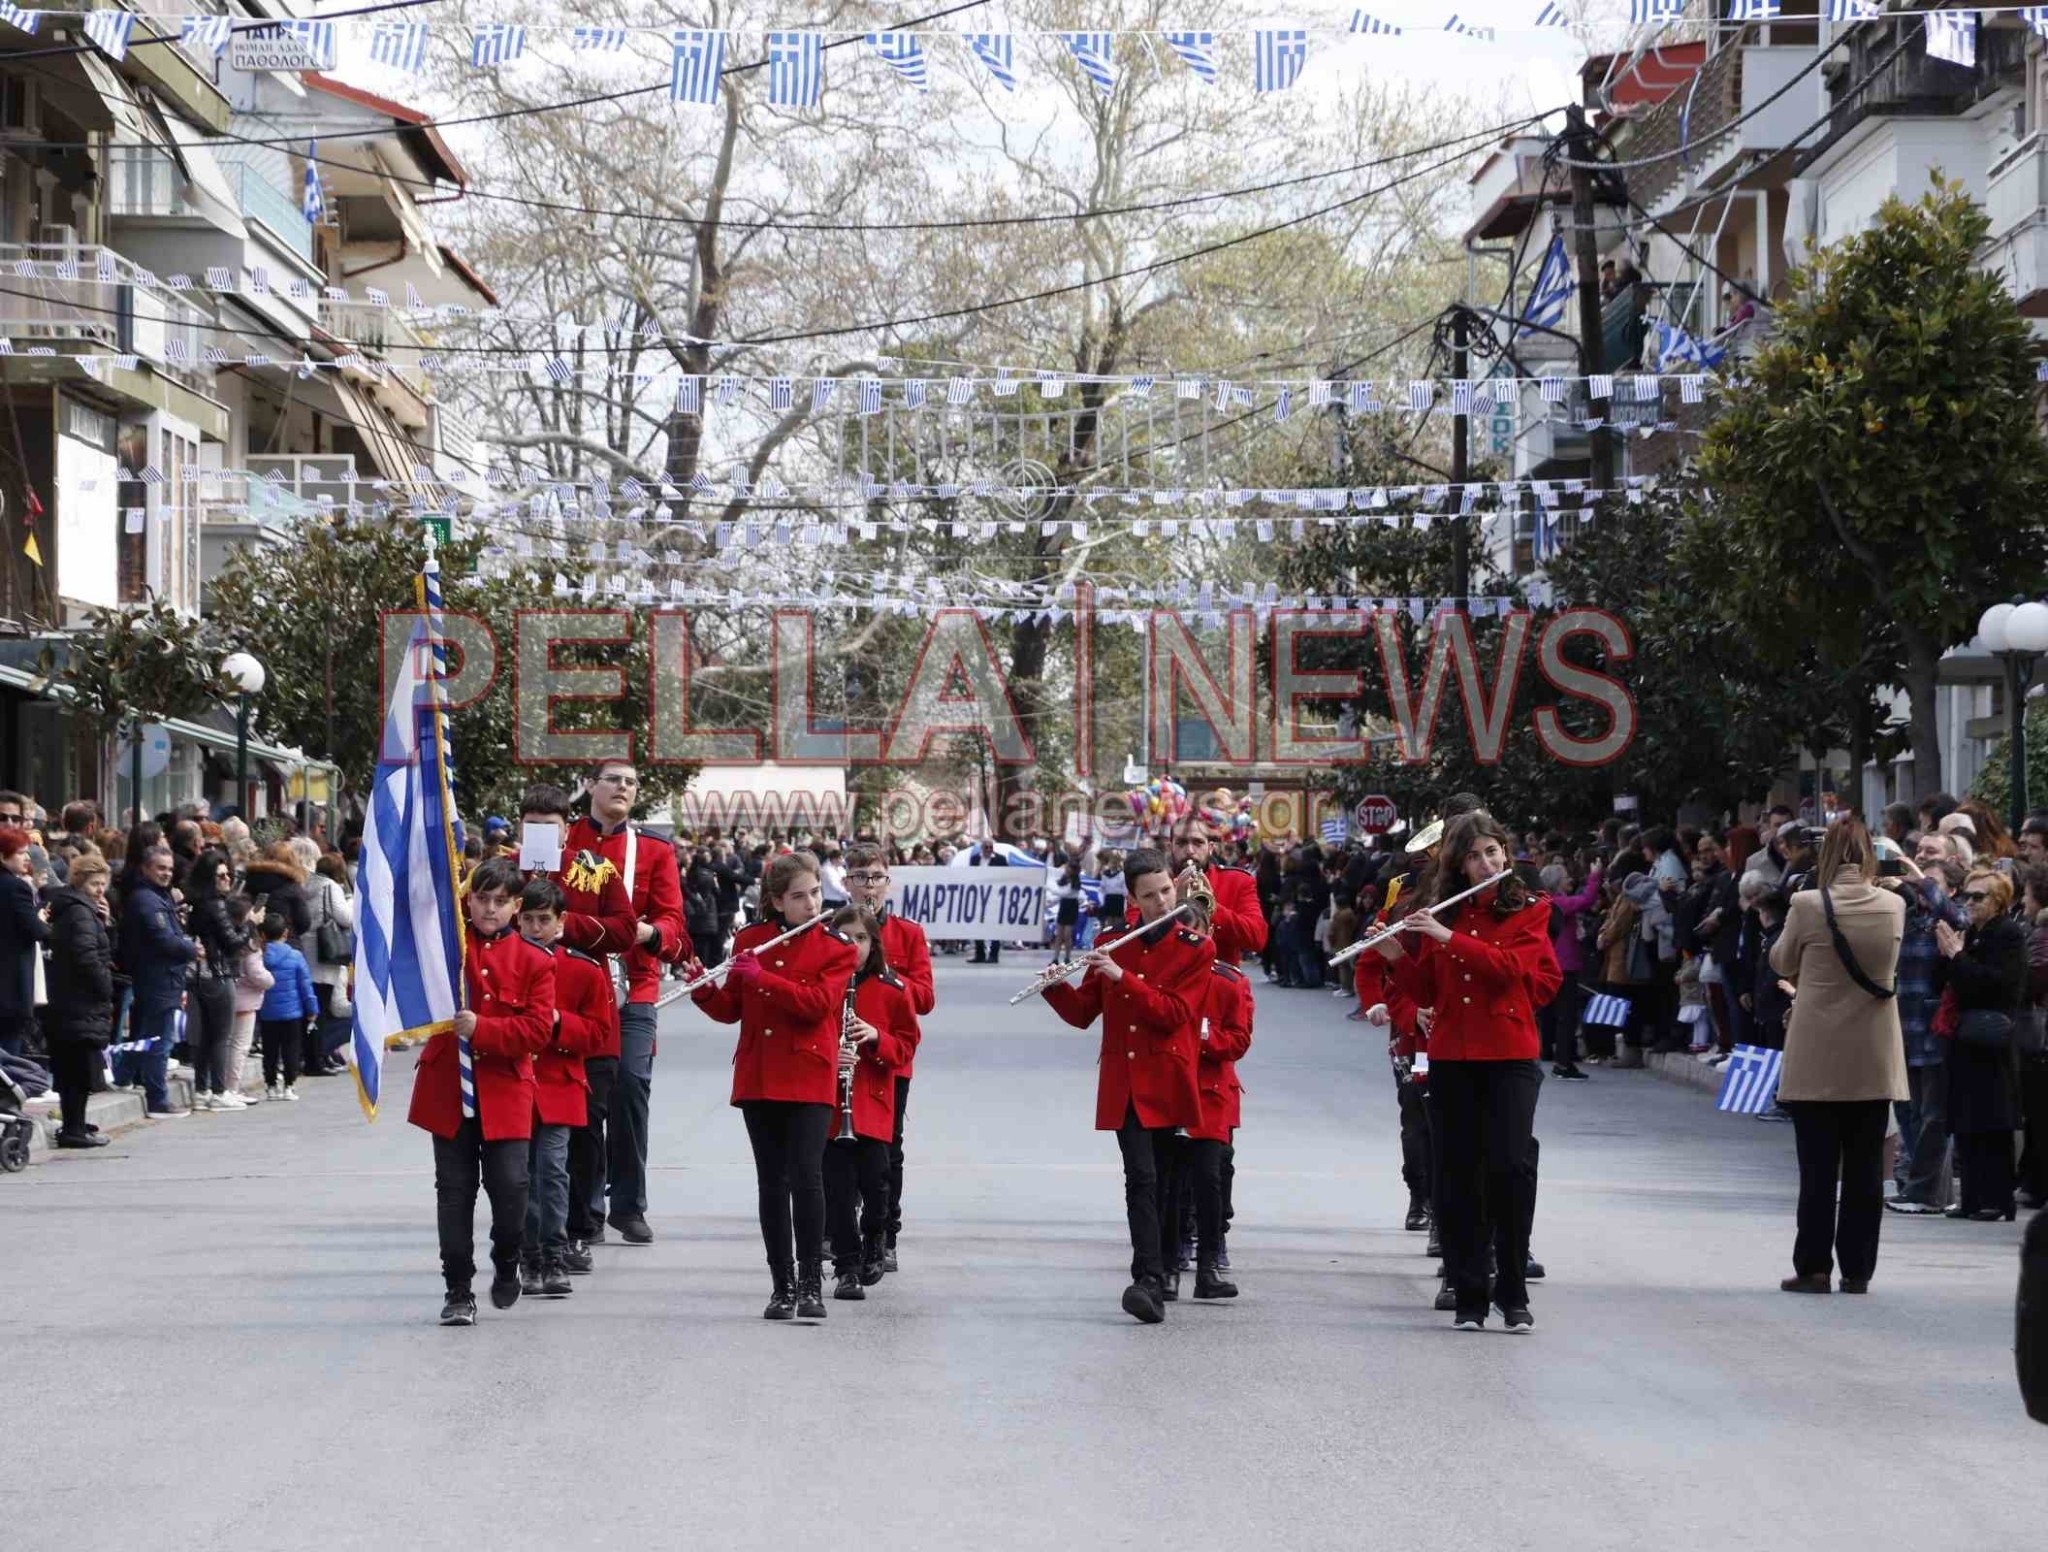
[1374,813,1560,1334]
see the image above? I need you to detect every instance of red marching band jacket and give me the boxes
[563,817,690,1002]
[844,971,920,1143]
[878,910,935,1079]
[407,929,557,1142]
[1202,864,1268,967]
[532,946,619,1128]
[1386,895,1561,1063]
[1190,961,1252,1143]
[1353,950,1427,1073]
[543,851,639,964]
[693,918,860,1107]
[1044,920,1215,1131]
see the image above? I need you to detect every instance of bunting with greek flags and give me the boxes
[0,4,39,36]
[281,19,336,67]
[370,20,431,73]
[470,23,528,69]
[970,32,1017,90]
[83,8,137,60]
[1061,31,1117,95]
[1534,2,1572,25]
[574,26,630,50]
[1927,9,1977,68]
[1164,30,1219,84]
[181,13,235,59]
[1728,0,1782,19]
[866,32,928,88]
[671,29,726,105]
[1519,233,1573,337]
[768,30,825,107]
[1254,29,1309,92]
[1828,0,1880,15]
[350,563,467,1120]
[1630,0,1685,19]
[1715,1044,1784,1115]
[2026,6,2048,37]
[1350,10,1403,34]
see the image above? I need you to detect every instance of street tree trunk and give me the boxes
[1902,626,1944,801]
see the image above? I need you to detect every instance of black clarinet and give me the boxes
[833,983,858,1142]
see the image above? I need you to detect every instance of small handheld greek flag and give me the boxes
[671,30,726,106]
[1582,992,1633,1028]
[1715,1044,1784,1115]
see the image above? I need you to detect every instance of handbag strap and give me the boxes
[1821,883,1895,1000]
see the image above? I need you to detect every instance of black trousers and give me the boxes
[887,1075,911,1239]
[2018,1055,2048,1201]
[50,1040,98,1135]
[1114,1104,1180,1283]
[1221,1140,1235,1231]
[741,1100,832,1269]
[1186,1135,1229,1266]
[824,1135,891,1272]
[187,977,236,1095]
[259,1017,303,1088]
[1427,1059,1542,1310]
[431,1118,530,1293]
[1956,1128,2017,1216]
[568,1054,617,1240]
[1539,980,1587,1065]
[1786,1099,1888,1282]
[1396,1075,1432,1201]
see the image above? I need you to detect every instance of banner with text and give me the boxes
[886,866,1047,935]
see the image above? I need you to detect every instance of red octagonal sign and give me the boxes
[1355,794,1398,835]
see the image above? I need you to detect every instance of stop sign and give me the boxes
[1355,794,1398,835]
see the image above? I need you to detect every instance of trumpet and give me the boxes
[673,915,822,998]
[1008,903,1195,1004]
[833,983,859,1143]
[1175,862,1215,910]
[1327,869,1515,967]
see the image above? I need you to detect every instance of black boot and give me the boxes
[796,1260,828,1319]
[519,1253,543,1298]
[1160,1269,1181,1302]
[560,1241,594,1275]
[860,1232,887,1285]
[439,1287,477,1326]
[540,1254,573,1298]
[833,1267,866,1300]
[763,1264,796,1321]
[1425,1222,1442,1258]
[1194,1262,1239,1300]
[1404,1195,1430,1232]
[883,1236,899,1274]
[1121,1276,1166,1324]
[488,1259,522,1310]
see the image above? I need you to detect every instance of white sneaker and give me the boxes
[266,1083,283,1102]
[282,1086,300,1102]
[193,1092,215,1112]
[215,1091,249,1110]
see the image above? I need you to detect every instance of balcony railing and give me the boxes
[319,298,434,399]
[204,454,361,528]
[1822,20,2028,151]
[0,242,215,392]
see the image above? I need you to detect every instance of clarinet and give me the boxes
[833,982,859,1143]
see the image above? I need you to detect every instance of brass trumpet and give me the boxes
[1175,862,1215,911]
[1327,869,1515,967]
[1008,903,1196,1004]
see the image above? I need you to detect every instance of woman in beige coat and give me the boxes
[1769,817,1906,1294]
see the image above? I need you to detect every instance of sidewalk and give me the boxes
[16,1050,299,1164]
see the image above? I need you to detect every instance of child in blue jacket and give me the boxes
[258,911,319,1101]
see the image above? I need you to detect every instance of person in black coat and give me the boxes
[183,847,252,1109]
[0,828,50,1059]
[1934,868,2028,1220]
[44,850,115,1147]
[242,842,312,936]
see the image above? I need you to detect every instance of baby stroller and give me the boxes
[0,1066,33,1172]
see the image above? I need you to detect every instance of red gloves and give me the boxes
[725,951,763,992]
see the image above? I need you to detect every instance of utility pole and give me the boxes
[1564,105,1614,491]
[1450,307,1470,598]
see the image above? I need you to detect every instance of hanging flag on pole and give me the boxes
[1519,233,1573,337]
[670,30,726,105]
[768,31,825,107]
[1715,1045,1785,1115]
[350,559,466,1119]
[301,141,324,224]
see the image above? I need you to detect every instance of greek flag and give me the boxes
[1255,29,1309,92]
[0,4,39,36]
[1927,10,1976,69]
[1406,380,1435,411]
[1519,233,1573,336]
[812,378,837,413]
[574,26,630,50]
[770,376,794,410]
[281,19,336,67]
[370,21,430,73]
[1728,0,1781,18]
[903,379,927,408]
[302,141,324,224]
[768,31,825,108]
[1534,2,1572,25]
[1273,386,1294,422]
[867,32,928,88]
[1444,15,1498,41]
[1319,817,1347,845]
[181,13,235,58]
[2025,7,2048,38]
[1582,991,1633,1028]
[1828,0,1880,17]
[84,9,137,60]
[1629,0,1685,19]
[470,24,528,68]
[858,378,883,415]
[351,565,467,1119]
[1350,11,1404,34]
[675,375,702,414]
[1061,31,1117,95]
[671,30,726,105]
[946,375,973,405]
[969,33,1017,90]
[1715,1044,1784,1115]
[1164,30,1219,84]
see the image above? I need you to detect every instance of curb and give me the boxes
[1643,1050,1726,1096]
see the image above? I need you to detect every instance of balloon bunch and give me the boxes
[1198,787,1257,840]
[1125,774,1190,831]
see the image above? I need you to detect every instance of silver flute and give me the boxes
[1328,869,1516,967]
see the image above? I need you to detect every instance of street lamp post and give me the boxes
[220,652,266,820]
[1977,600,2048,835]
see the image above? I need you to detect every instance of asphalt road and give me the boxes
[10,958,2040,1550]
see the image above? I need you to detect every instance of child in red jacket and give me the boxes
[515,877,618,1301]
[407,857,556,1327]
[822,905,918,1301]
